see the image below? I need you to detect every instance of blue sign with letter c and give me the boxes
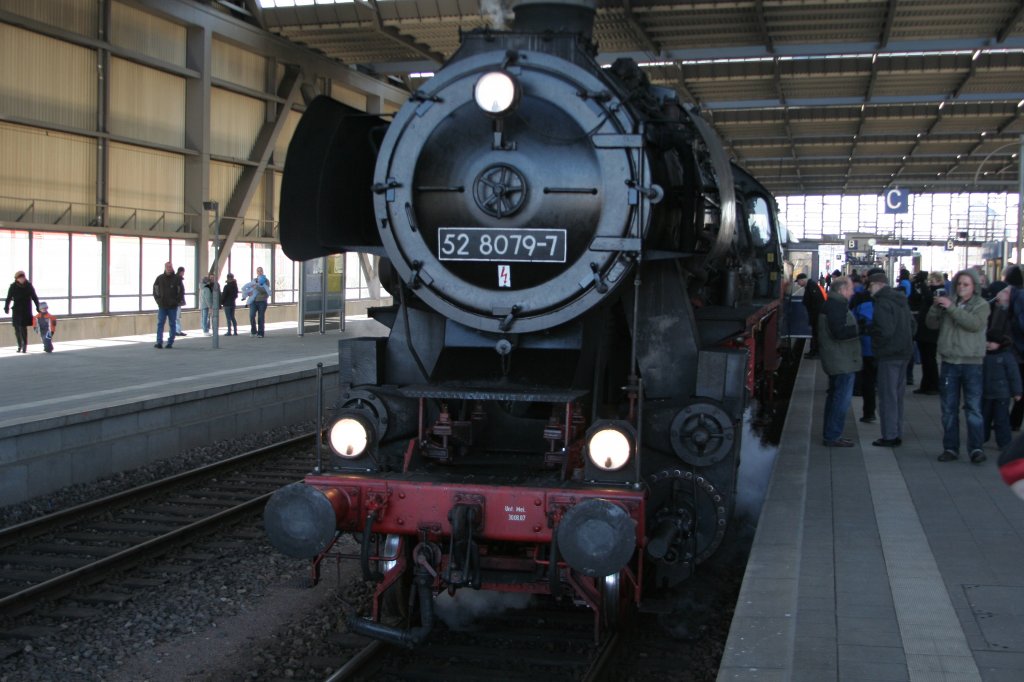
[884,188,908,214]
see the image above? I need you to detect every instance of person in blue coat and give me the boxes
[850,269,880,423]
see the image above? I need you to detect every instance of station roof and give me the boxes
[247,0,1024,197]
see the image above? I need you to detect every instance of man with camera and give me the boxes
[927,270,990,463]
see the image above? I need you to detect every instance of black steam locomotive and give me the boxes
[265,0,784,645]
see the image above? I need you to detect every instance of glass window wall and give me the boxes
[31,232,70,315]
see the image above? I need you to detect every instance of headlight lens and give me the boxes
[587,428,632,471]
[329,417,370,458]
[474,71,518,115]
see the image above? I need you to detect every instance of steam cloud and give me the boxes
[480,0,513,30]
[434,590,532,630]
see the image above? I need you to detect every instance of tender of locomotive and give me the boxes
[265,0,785,645]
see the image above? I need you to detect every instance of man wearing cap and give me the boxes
[927,269,989,462]
[867,270,916,447]
[818,276,862,447]
[152,261,183,349]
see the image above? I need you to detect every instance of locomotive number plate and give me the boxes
[438,228,567,263]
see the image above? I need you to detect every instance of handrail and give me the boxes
[0,194,280,238]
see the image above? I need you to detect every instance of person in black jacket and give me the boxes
[221,273,239,336]
[982,282,1022,452]
[802,274,827,358]
[1004,265,1024,430]
[867,271,916,447]
[910,271,939,394]
[4,270,40,354]
[152,261,184,349]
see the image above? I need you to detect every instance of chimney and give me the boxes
[512,0,597,41]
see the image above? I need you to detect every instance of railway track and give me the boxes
[324,604,621,682]
[0,433,317,621]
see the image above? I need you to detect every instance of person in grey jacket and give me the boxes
[867,271,916,447]
[818,277,862,447]
[198,276,214,335]
[926,268,990,462]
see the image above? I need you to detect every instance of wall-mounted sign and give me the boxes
[884,188,908,214]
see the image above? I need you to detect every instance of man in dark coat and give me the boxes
[910,271,940,394]
[153,261,184,349]
[982,282,1022,452]
[1003,265,1024,429]
[4,270,40,354]
[819,276,862,446]
[867,270,916,447]
[802,272,827,358]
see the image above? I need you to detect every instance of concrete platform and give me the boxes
[0,317,388,506]
[719,357,1024,682]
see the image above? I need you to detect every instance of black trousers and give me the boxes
[860,356,878,419]
[13,324,27,350]
[1012,362,1024,429]
[918,341,939,392]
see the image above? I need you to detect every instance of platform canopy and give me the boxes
[241,0,1024,197]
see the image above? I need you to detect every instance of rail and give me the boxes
[0,433,315,617]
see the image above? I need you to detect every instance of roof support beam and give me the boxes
[878,0,900,49]
[770,58,803,191]
[213,65,304,275]
[358,0,444,65]
[621,0,661,57]
[673,63,700,107]
[754,0,774,55]
[997,1,1024,43]
[236,0,266,30]
[126,0,407,105]
[359,254,381,299]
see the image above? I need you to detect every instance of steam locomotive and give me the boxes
[265,0,785,646]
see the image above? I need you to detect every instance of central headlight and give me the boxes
[586,425,633,471]
[474,71,519,115]
[328,416,371,458]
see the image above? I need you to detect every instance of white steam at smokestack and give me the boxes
[481,0,513,30]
